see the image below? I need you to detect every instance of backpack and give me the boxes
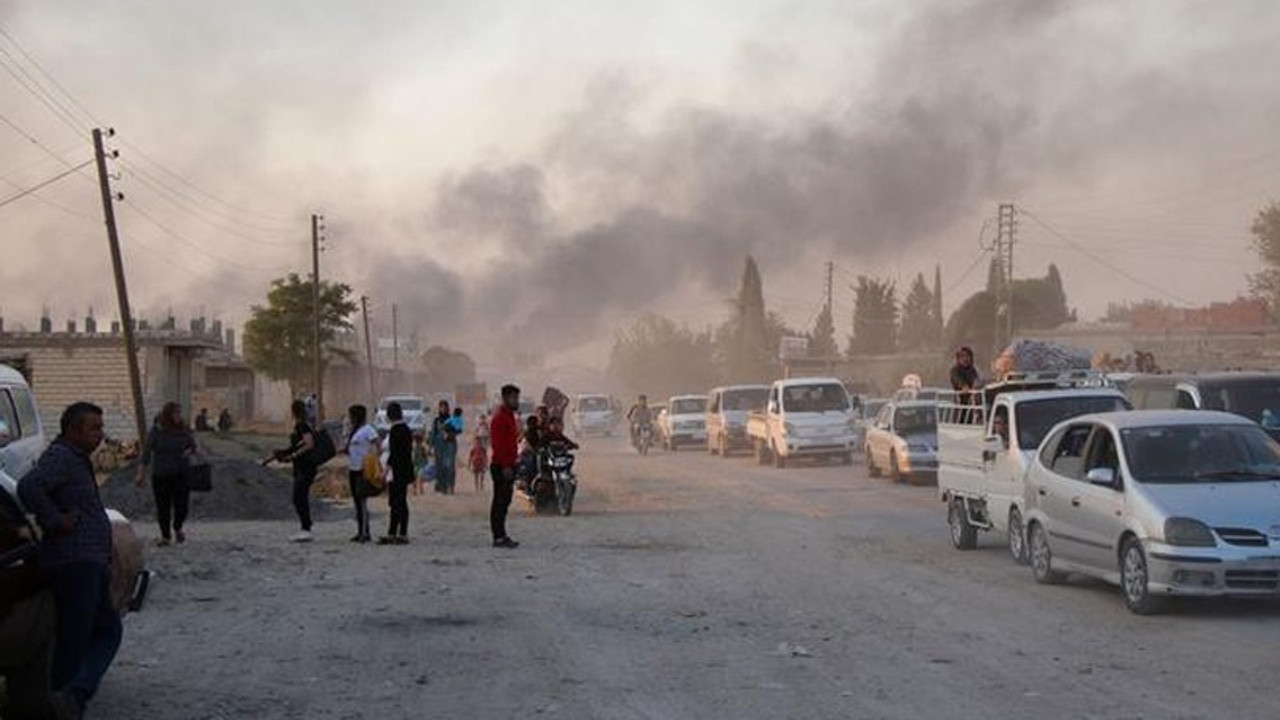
[310,427,338,466]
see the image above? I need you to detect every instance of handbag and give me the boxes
[182,454,213,493]
[359,452,386,497]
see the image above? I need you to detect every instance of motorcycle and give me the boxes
[518,441,577,516]
[633,422,654,456]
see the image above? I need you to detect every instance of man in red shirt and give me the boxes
[488,384,522,548]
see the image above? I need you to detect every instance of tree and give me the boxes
[608,313,718,398]
[847,276,897,356]
[1248,202,1280,319]
[725,256,775,382]
[422,346,477,391]
[807,304,839,358]
[898,273,935,351]
[945,290,998,360]
[932,265,944,337]
[243,273,358,397]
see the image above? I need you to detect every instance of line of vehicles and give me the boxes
[566,365,1280,615]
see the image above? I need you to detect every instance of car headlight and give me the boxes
[1164,518,1216,547]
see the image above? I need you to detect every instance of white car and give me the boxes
[374,395,428,435]
[570,394,617,437]
[659,395,708,451]
[865,401,938,484]
[1024,410,1280,614]
[705,385,769,456]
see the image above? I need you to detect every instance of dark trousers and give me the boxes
[46,562,122,703]
[387,481,409,537]
[347,470,370,538]
[292,465,317,531]
[490,465,514,540]
[152,472,190,539]
[0,590,55,718]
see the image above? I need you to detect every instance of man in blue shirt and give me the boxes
[18,401,121,720]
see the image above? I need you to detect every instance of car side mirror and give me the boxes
[1086,467,1117,487]
[0,419,11,448]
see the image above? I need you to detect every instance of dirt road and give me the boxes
[96,439,1280,719]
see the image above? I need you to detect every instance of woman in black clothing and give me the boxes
[276,399,317,543]
[381,402,415,545]
[135,402,196,546]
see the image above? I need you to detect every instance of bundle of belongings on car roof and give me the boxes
[994,339,1092,376]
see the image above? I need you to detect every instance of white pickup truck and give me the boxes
[938,371,1130,563]
[746,377,858,468]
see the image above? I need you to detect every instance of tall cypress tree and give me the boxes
[731,256,772,381]
[933,265,944,340]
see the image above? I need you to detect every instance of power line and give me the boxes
[0,48,86,137]
[122,199,297,274]
[0,158,93,209]
[0,23,101,128]
[1018,207,1193,306]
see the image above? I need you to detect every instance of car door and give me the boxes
[1035,422,1096,566]
[1070,426,1128,573]
[986,401,1019,530]
[0,388,26,480]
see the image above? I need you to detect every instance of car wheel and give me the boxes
[841,451,853,466]
[754,439,769,465]
[718,434,729,458]
[1121,537,1168,615]
[866,448,880,477]
[948,496,978,550]
[1029,522,1065,584]
[773,444,787,469]
[1008,507,1028,566]
[889,451,904,483]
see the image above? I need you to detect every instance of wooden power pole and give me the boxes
[361,295,376,400]
[311,213,324,425]
[92,128,147,443]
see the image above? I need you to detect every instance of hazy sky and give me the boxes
[1,0,1277,370]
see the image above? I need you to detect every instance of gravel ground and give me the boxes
[92,438,1280,719]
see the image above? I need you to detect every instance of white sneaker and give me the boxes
[289,530,313,543]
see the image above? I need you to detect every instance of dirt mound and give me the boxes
[101,458,339,523]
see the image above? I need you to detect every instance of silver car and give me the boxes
[864,400,938,484]
[1023,409,1280,614]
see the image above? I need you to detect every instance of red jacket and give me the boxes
[490,406,520,468]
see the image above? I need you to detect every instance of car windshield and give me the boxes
[1121,424,1280,483]
[861,401,886,420]
[895,406,936,435]
[781,384,850,413]
[383,399,423,412]
[1199,379,1280,426]
[723,389,768,412]
[671,399,706,415]
[1015,396,1131,450]
[579,397,609,412]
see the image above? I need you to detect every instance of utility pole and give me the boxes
[311,213,324,425]
[361,295,376,400]
[993,203,1017,348]
[391,303,399,372]
[92,128,147,443]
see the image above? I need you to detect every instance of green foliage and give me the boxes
[242,273,357,395]
[607,313,718,399]
[847,276,897,356]
[899,273,936,351]
[945,264,1074,358]
[807,304,839,359]
[422,346,477,391]
[1248,202,1280,317]
[932,265,944,337]
[945,290,998,359]
[727,256,775,381]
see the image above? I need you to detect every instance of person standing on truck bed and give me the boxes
[18,401,123,720]
[950,347,981,402]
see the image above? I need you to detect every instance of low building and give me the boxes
[0,320,224,442]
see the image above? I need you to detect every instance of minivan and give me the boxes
[1126,372,1280,439]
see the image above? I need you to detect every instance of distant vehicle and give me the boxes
[1126,372,1280,440]
[1023,409,1280,615]
[705,385,769,457]
[746,378,857,468]
[374,395,428,435]
[852,397,889,453]
[570,394,616,437]
[659,395,709,451]
[865,401,939,484]
[937,371,1130,563]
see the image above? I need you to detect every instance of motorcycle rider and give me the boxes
[543,416,580,451]
[626,395,653,449]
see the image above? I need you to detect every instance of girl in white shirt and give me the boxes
[344,404,380,543]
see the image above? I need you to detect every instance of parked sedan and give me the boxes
[1023,409,1280,615]
[864,401,938,484]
